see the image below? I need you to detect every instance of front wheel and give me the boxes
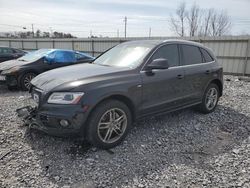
[196,83,219,114]
[20,73,36,91]
[87,100,132,149]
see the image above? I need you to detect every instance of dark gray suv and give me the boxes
[17,40,223,149]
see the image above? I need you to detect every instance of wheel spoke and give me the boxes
[207,100,211,107]
[104,128,112,141]
[98,124,110,129]
[115,115,125,124]
[109,110,113,121]
[113,127,122,136]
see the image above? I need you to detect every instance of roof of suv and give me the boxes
[123,39,215,59]
[124,39,204,47]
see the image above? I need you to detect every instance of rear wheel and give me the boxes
[20,73,36,91]
[87,100,132,149]
[197,83,219,114]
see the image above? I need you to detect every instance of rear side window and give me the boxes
[200,48,213,62]
[151,44,179,67]
[13,49,23,53]
[181,45,203,65]
[75,52,90,60]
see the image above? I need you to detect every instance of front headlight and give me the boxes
[47,92,84,104]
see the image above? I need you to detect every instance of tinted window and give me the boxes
[151,44,179,67]
[182,45,203,65]
[75,52,89,60]
[0,48,13,54]
[13,49,23,54]
[200,48,213,62]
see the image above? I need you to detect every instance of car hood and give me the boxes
[0,59,32,71]
[31,63,130,91]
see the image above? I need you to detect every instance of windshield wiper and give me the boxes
[18,59,27,62]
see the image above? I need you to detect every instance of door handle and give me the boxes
[205,70,211,74]
[177,74,184,79]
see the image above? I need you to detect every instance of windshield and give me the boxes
[18,49,54,62]
[93,42,155,68]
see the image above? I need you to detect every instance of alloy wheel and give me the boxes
[205,87,218,110]
[23,74,35,90]
[97,108,127,144]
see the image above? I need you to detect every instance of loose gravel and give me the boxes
[0,75,250,188]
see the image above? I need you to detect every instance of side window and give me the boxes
[182,45,203,65]
[151,44,179,67]
[1,48,12,54]
[54,51,76,63]
[13,49,22,54]
[75,52,87,60]
[200,48,213,62]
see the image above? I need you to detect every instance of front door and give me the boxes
[140,44,186,115]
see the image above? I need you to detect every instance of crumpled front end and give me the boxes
[16,87,89,137]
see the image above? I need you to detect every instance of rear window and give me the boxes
[182,45,203,65]
[200,48,214,62]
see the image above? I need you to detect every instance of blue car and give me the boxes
[0,49,94,90]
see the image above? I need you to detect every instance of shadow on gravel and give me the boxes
[0,85,26,96]
[22,104,250,187]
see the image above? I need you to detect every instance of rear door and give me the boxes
[180,44,213,103]
[140,44,186,115]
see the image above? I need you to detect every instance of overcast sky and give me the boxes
[0,0,250,37]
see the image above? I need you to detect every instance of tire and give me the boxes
[87,100,132,149]
[196,83,219,114]
[20,73,36,91]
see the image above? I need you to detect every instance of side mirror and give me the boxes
[146,58,169,70]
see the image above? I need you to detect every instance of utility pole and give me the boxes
[49,27,53,38]
[90,30,92,38]
[124,16,127,38]
[117,29,119,38]
[149,27,151,38]
[31,24,34,38]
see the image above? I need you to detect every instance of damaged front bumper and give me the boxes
[0,74,18,86]
[16,104,88,137]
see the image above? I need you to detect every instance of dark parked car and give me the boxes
[17,40,223,149]
[0,47,27,63]
[0,49,94,90]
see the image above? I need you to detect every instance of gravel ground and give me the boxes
[0,75,250,188]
